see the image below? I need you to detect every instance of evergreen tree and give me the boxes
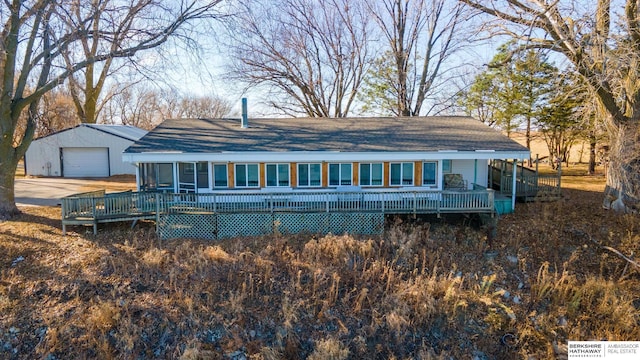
[460,44,556,163]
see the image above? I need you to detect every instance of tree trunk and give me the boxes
[0,157,20,220]
[589,133,597,175]
[603,122,640,213]
[526,115,531,167]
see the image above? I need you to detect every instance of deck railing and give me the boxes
[491,159,561,200]
[151,189,495,215]
[500,174,561,198]
[62,188,495,235]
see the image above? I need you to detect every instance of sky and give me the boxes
[144,1,577,119]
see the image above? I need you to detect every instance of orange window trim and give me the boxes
[414,161,422,186]
[259,163,265,188]
[321,162,328,187]
[228,163,234,188]
[353,162,359,186]
[291,162,297,188]
[383,162,390,187]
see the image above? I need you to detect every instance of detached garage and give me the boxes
[25,124,147,177]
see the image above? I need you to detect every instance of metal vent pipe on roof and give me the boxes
[241,98,248,128]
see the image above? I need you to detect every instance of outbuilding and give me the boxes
[25,124,147,177]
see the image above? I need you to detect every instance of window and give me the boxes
[329,163,352,186]
[298,163,321,187]
[442,159,452,173]
[178,163,195,192]
[422,161,437,186]
[157,163,174,188]
[266,164,290,187]
[177,162,209,191]
[359,163,383,186]
[390,162,414,186]
[196,162,209,189]
[141,163,174,190]
[213,164,228,188]
[235,164,259,187]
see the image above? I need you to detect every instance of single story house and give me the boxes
[122,116,529,211]
[26,124,147,177]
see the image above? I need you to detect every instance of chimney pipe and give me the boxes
[241,98,248,128]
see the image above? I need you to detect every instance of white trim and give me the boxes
[358,162,384,187]
[234,163,260,188]
[265,163,291,187]
[297,163,322,187]
[123,150,530,164]
[212,163,229,189]
[328,163,353,186]
[390,162,414,186]
[422,161,438,187]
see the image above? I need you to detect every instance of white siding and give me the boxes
[25,125,137,177]
[449,159,489,188]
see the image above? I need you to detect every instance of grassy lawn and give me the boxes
[1,170,638,359]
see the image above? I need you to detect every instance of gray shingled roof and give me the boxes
[124,116,529,154]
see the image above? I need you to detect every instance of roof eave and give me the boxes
[123,150,530,164]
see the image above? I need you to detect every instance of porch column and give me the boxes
[511,159,518,210]
[173,163,179,193]
[135,163,141,191]
[473,159,478,186]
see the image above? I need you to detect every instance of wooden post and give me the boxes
[62,199,67,235]
[473,159,478,186]
[488,160,493,189]
[155,192,160,235]
[511,159,518,211]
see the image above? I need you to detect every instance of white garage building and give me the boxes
[25,124,147,177]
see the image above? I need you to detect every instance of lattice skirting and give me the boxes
[158,212,384,240]
[157,213,217,240]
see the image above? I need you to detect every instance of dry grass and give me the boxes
[77,175,137,192]
[1,173,639,359]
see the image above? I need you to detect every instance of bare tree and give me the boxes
[102,85,231,129]
[37,88,81,136]
[175,94,231,119]
[460,0,640,213]
[61,0,125,124]
[62,0,219,125]
[361,0,464,116]
[101,84,164,130]
[224,0,373,117]
[0,0,222,219]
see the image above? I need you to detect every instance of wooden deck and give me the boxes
[61,188,496,235]
[490,160,561,201]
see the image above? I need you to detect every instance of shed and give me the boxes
[25,124,147,177]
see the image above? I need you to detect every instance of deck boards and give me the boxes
[61,189,496,236]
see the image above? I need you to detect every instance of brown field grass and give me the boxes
[510,131,594,165]
[1,170,639,359]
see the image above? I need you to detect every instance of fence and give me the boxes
[62,189,495,239]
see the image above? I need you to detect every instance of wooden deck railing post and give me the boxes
[155,192,160,234]
[413,192,417,217]
[62,199,67,235]
[91,197,97,235]
[325,193,330,213]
